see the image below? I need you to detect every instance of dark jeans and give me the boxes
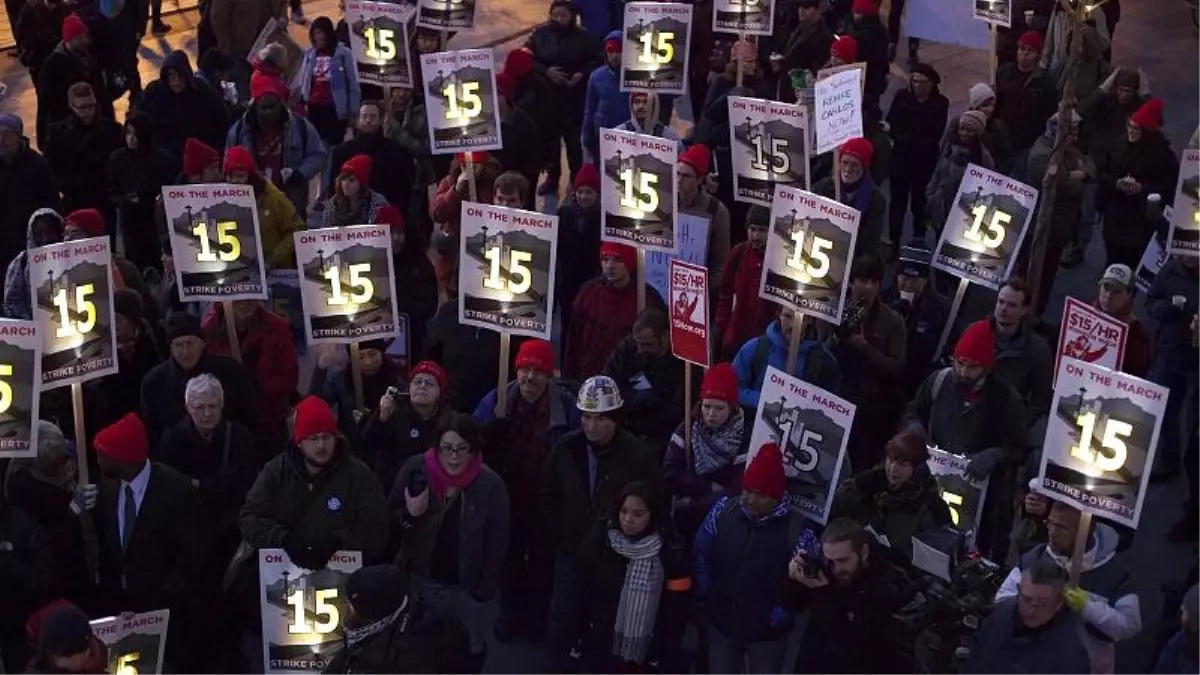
[886,0,920,51]
[1150,354,1199,474]
[707,624,788,674]
[541,108,583,183]
[548,552,582,667]
[888,161,933,242]
[498,501,554,631]
[307,103,346,149]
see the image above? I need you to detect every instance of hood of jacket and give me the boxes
[284,434,351,481]
[1046,521,1119,572]
[766,319,817,353]
[160,49,195,83]
[627,91,661,134]
[25,207,63,250]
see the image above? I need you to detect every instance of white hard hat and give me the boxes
[576,375,624,414]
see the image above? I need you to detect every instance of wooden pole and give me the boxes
[988,24,997,86]
[465,154,478,204]
[71,383,89,485]
[736,33,746,89]
[636,248,647,312]
[496,332,512,418]
[833,148,842,202]
[785,313,806,373]
[1068,511,1093,586]
[222,300,242,362]
[683,364,693,468]
[349,342,365,412]
[933,277,970,363]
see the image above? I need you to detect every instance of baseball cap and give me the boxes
[1099,264,1133,290]
[897,246,932,277]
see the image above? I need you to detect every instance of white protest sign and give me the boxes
[713,0,773,34]
[420,49,503,154]
[645,213,708,301]
[1168,148,1199,257]
[729,96,811,207]
[162,184,269,301]
[621,2,693,96]
[416,0,476,31]
[345,0,415,87]
[973,0,1012,27]
[293,225,399,346]
[813,67,862,155]
[1054,296,1127,379]
[926,446,990,550]
[600,128,679,252]
[1134,232,1169,293]
[0,320,41,458]
[259,549,362,674]
[90,610,170,675]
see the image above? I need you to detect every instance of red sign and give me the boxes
[1054,296,1128,382]
[669,259,710,367]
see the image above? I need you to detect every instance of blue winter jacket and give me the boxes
[571,0,617,39]
[226,109,328,182]
[731,321,840,410]
[473,380,582,451]
[297,44,361,121]
[581,30,629,153]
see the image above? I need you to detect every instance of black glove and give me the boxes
[286,170,307,189]
[305,533,341,570]
[282,533,307,566]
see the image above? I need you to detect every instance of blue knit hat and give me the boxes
[0,113,23,136]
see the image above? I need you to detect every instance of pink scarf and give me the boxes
[422,448,482,501]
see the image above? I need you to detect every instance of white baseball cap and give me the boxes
[1100,264,1133,290]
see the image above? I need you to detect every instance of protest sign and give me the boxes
[1055,296,1127,378]
[416,0,476,30]
[927,447,990,548]
[1134,232,1169,293]
[1168,148,1199,256]
[600,128,678,251]
[813,67,862,155]
[162,184,268,301]
[669,259,710,367]
[458,203,558,340]
[345,0,415,87]
[747,365,853,524]
[420,49,503,154]
[713,0,773,34]
[906,0,989,49]
[29,238,117,389]
[293,225,399,346]
[729,96,810,206]
[1037,360,1167,528]
[759,186,859,324]
[621,2,693,96]
[930,163,1037,290]
[90,610,170,675]
[0,320,40,458]
[645,213,708,301]
[259,549,362,674]
[973,0,1011,27]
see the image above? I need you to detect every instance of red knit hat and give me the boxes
[340,154,373,187]
[830,35,858,62]
[62,13,88,42]
[495,72,515,100]
[182,138,220,178]
[679,144,711,177]
[504,48,534,77]
[604,38,621,54]
[1017,30,1043,52]
[600,241,637,271]
[953,320,995,369]
[94,413,149,464]
[851,0,877,15]
[1130,98,1164,132]
[840,137,874,168]
[293,396,337,443]
[515,339,555,373]
[573,164,600,192]
[375,204,404,231]
[743,442,785,500]
[410,360,448,392]
[223,145,257,175]
[700,363,739,406]
[64,209,105,237]
[250,68,289,100]
[455,151,490,165]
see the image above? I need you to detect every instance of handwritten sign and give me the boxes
[813,67,862,155]
[162,184,269,301]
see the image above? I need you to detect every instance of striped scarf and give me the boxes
[608,529,665,664]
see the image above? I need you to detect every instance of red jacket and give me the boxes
[202,304,299,422]
[430,175,494,239]
[564,277,662,381]
[715,242,772,360]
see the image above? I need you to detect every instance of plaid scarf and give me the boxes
[608,529,665,664]
[343,597,409,650]
[688,408,745,476]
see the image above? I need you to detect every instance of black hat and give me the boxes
[746,205,771,227]
[38,604,92,657]
[113,288,143,322]
[165,312,205,344]
[797,0,821,7]
[346,565,408,622]
[897,246,932,277]
[359,339,389,354]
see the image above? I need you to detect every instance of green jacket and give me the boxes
[830,464,951,560]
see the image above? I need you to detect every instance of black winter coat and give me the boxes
[849,16,890,99]
[525,22,599,114]
[2,471,95,607]
[14,2,66,81]
[495,106,543,197]
[1146,258,1200,373]
[0,503,56,663]
[775,19,834,102]
[323,600,457,674]
[993,64,1058,153]
[361,403,452,492]
[1099,133,1179,249]
[555,197,602,315]
[36,45,113,146]
[602,336,690,455]
[886,87,949,170]
[0,146,59,271]
[423,300,524,412]
[328,132,416,215]
[393,248,438,358]
[136,50,230,163]
[44,114,123,215]
[139,351,259,451]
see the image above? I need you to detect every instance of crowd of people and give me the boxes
[0,0,1197,673]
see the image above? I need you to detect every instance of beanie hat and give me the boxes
[1017,30,1043,52]
[165,311,205,344]
[293,396,338,443]
[26,599,73,644]
[62,13,88,42]
[910,62,941,86]
[679,144,712,177]
[830,35,858,62]
[94,413,149,464]
[573,163,600,191]
[495,72,515,100]
[346,565,408,622]
[604,29,622,54]
[885,428,929,464]
[375,204,405,231]
[182,138,220,178]
[953,320,995,369]
[37,603,92,657]
[250,68,290,100]
[852,0,877,14]
[223,145,257,176]
[64,209,105,237]
[1130,98,1164,131]
[515,339,555,373]
[455,151,490,165]
[1114,69,1141,90]
[743,443,786,500]
[113,288,143,322]
[959,110,988,136]
[359,338,389,354]
[839,137,874,168]
[700,363,739,406]
[340,154,372,187]
[410,360,448,392]
[504,48,534,78]
[0,112,23,135]
[600,241,637,271]
[967,83,995,110]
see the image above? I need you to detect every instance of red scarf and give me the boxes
[422,448,482,501]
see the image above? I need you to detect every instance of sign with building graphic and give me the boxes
[293,225,399,346]
[345,0,415,87]
[1169,148,1199,256]
[729,96,810,206]
[259,549,362,674]
[29,238,117,389]
[747,366,853,525]
[1054,297,1127,379]
[90,610,170,675]
[927,447,990,550]
[0,320,40,458]
[420,48,503,154]
[713,0,773,34]
[600,128,678,251]
[930,163,1037,290]
[973,0,1012,27]
[416,0,476,31]
[621,2,693,95]
[669,259,710,366]
[162,184,268,301]
[1037,359,1167,528]
[759,186,859,324]
[1135,231,1169,293]
[458,203,558,340]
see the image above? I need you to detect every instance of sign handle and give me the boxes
[736,33,747,89]
[833,148,842,202]
[1068,511,1093,586]
[496,332,511,419]
[350,342,365,412]
[71,382,89,485]
[465,154,479,204]
[636,248,647,313]
[933,276,970,364]
[439,30,448,51]
[222,300,243,362]
[683,363,693,468]
[785,312,806,374]
[988,24,997,86]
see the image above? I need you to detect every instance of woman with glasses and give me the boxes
[391,413,510,674]
[361,360,454,491]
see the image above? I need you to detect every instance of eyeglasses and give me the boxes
[438,444,472,457]
[410,376,439,388]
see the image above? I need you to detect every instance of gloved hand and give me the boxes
[69,483,98,515]
[285,169,307,190]
[1063,586,1089,612]
[965,447,1005,480]
[304,533,341,570]
[282,533,308,567]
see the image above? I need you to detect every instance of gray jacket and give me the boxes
[990,316,1054,423]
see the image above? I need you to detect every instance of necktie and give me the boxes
[122,484,136,551]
